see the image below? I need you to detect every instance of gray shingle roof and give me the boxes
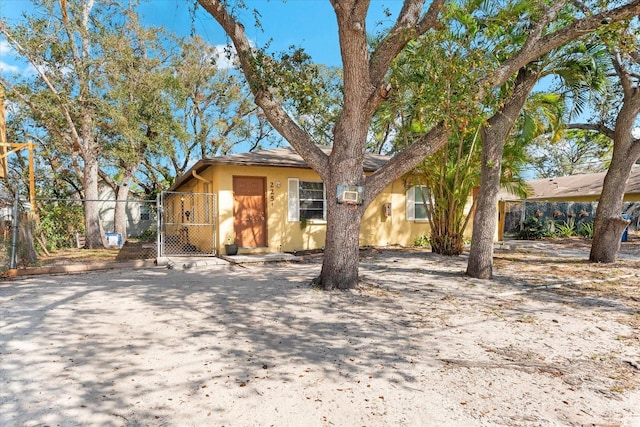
[171,146,390,190]
[500,167,640,201]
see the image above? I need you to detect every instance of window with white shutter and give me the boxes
[406,186,430,221]
[288,178,326,222]
[288,178,299,222]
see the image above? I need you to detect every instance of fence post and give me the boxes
[156,193,162,258]
[9,198,19,269]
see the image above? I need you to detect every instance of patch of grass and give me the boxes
[615,334,639,343]
[609,385,627,393]
[41,248,119,265]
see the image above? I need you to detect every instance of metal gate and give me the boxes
[158,191,217,257]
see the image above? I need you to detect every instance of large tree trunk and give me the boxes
[315,122,369,290]
[467,68,538,279]
[316,191,366,290]
[589,145,638,262]
[114,180,131,240]
[589,153,635,262]
[590,49,640,262]
[83,156,104,249]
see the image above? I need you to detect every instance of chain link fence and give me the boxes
[0,197,158,273]
[158,191,217,257]
[0,191,219,273]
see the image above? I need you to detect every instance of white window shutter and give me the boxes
[406,186,415,220]
[288,178,299,222]
[322,183,327,220]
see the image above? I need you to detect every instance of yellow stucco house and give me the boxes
[164,147,433,256]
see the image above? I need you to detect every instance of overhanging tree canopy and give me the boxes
[196,0,640,290]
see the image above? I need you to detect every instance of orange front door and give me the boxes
[233,176,267,247]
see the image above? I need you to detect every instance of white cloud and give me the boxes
[211,39,259,70]
[0,61,20,74]
[632,127,640,139]
[213,44,237,70]
[0,40,23,75]
[0,40,12,55]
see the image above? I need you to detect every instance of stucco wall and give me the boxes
[176,164,435,254]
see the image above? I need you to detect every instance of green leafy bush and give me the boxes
[517,217,547,240]
[554,220,576,237]
[136,227,157,242]
[578,221,594,239]
[413,234,430,247]
[37,203,85,250]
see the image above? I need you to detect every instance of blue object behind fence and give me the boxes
[106,232,123,247]
[621,214,631,242]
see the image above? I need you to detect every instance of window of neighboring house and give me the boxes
[406,185,431,221]
[288,178,326,222]
[140,204,151,221]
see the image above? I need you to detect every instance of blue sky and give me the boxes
[0,0,403,157]
[1,0,401,73]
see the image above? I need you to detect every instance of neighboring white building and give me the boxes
[98,187,156,238]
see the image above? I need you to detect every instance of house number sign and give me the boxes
[269,181,276,206]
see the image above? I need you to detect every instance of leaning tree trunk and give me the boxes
[467,67,538,279]
[589,153,637,262]
[590,52,640,263]
[465,126,505,279]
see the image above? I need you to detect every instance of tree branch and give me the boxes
[196,0,329,175]
[611,49,634,96]
[0,27,84,154]
[566,123,615,139]
[369,0,443,83]
[366,122,449,199]
[485,0,640,96]
[366,0,444,114]
[98,169,117,191]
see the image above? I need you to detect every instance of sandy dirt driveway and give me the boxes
[1,248,639,426]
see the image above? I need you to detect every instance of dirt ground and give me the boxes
[1,240,639,426]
